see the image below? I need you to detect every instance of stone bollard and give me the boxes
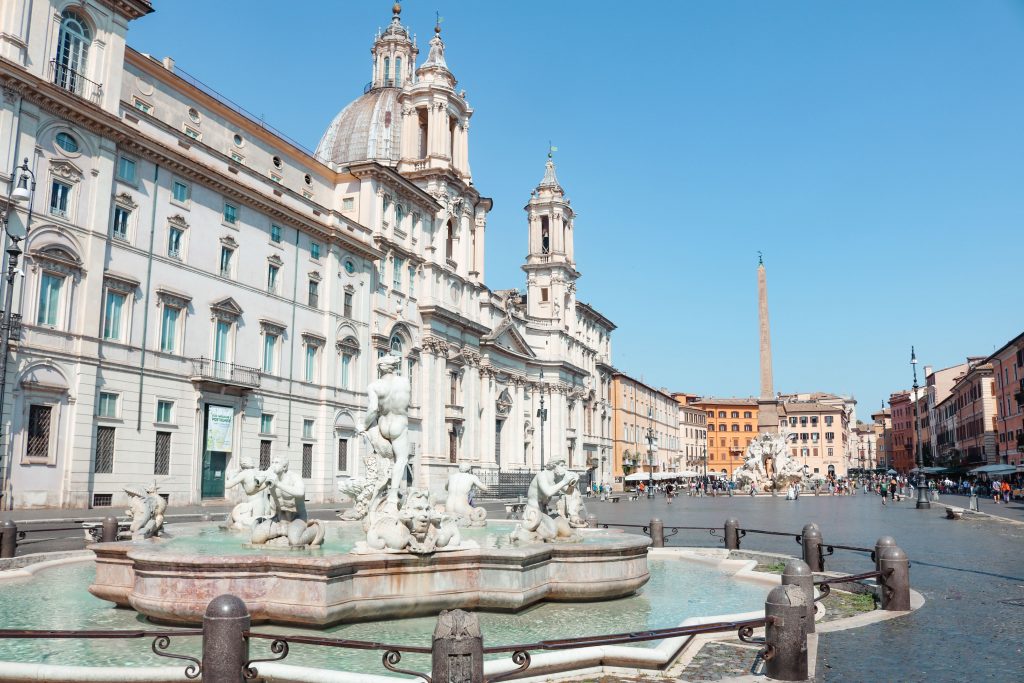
[781,560,815,633]
[649,518,665,548]
[0,520,16,559]
[432,609,483,683]
[801,523,824,572]
[764,584,810,681]
[724,518,741,550]
[585,514,598,529]
[873,536,896,572]
[202,594,250,683]
[101,516,119,543]
[878,545,911,611]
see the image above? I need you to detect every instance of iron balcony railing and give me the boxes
[49,60,103,102]
[190,358,261,389]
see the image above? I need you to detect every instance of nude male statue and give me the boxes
[225,456,273,527]
[526,460,578,514]
[250,457,324,547]
[357,353,412,506]
[445,462,489,524]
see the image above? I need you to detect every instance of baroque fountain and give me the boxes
[88,354,650,626]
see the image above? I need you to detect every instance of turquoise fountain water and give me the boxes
[0,557,768,673]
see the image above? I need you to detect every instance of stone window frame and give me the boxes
[101,273,140,344]
[259,319,287,376]
[166,214,189,262]
[302,333,326,384]
[155,287,191,355]
[29,245,84,332]
[46,159,83,221]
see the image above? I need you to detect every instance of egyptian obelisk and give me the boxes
[757,254,780,433]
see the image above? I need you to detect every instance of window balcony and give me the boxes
[189,357,261,390]
[445,404,464,423]
[49,60,103,102]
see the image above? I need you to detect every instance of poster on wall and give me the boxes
[206,405,234,452]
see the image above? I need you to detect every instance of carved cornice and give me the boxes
[167,214,189,229]
[103,272,140,294]
[219,235,239,249]
[49,159,83,185]
[267,254,284,267]
[155,287,191,309]
[259,319,286,336]
[422,336,449,357]
[113,192,137,210]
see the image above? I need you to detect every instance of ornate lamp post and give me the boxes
[911,346,930,509]
[536,368,547,469]
[645,420,657,500]
[0,159,35,507]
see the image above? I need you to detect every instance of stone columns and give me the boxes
[781,560,816,633]
[202,594,250,683]
[801,523,823,572]
[724,518,740,550]
[879,545,911,611]
[764,584,810,682]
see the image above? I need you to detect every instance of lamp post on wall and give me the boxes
[911,346,930,509]
[0,159,35,508]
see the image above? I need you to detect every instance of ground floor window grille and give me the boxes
[95,426,115,474]
[449,431,458,463]
[260,440,272,470]
[302,443,313,479]
[154,431,170,475]
[337,438,348,471]
[27,405,52,459]
[92,493,112,507]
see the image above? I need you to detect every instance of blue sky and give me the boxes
[130,1,1024,418]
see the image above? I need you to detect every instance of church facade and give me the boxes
[0,1,615,508]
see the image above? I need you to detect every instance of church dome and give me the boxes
[315,87,402,167]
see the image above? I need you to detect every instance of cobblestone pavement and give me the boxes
[585,492,1024,682]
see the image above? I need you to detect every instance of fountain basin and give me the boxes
[89,523,650,626]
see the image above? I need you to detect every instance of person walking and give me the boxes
[880,478,888,506]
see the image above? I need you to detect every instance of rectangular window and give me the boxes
[408,266,416,297]
[230,152,244,165]
[302,419,315,440]
[342,197,354,211]
[49,180,70,216]
[26,405,52,460]
[133,99,152,114]
[117,157,136,183]
[97,392,119,418]
[172,181,190,204]
[541,288,549,302]
[302,444,313,479]
[159,305,179,353]
[337,438,348,471]
[341,353,352,389]
[102,290,126,341]
[343,291,353,318]
[112,206,130,241]
[311,242,321,260]
[393,257,404,291]
[827,447,834,457]
[156,400,174,424]
[304,344,319,382]
[267,264,279,293]
[154,431,170,476]
[260,414,274,435]
[825,416,834,426]
[167,227,184,259]
[270,224,282,243]
[259,440,272,470]
[308,280,319,308]
[94,426,115,474]
[184,127,201,140]
[270,173,282,184]
[220,247,234,277]
[263,333,278,374]
[36,273,62,326]
[223,202,238,225]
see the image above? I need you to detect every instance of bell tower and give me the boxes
[371,3,417,89]
[523,152,578,324]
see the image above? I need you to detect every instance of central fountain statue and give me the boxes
[511,460,584,543]
[734,429,804,493]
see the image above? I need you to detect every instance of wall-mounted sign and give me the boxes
[206,405,233,452]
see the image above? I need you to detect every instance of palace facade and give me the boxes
[0,1,615,508]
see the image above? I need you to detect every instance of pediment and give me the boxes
[483,319,536,359]
[49,158,84,184]
[210,297,243,320]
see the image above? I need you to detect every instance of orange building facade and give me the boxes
[989,332,1024,467]
[696,398,759,477]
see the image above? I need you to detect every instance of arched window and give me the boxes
[389,334,403,356]
[395,57,402,86]
[383,57,390,84]
[394,205,404,231]
[55,10,92,94]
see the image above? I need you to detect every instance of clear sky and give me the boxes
[129,1,1024,418]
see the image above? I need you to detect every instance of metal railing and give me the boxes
[49,60,103,102]
[189,357,261,388]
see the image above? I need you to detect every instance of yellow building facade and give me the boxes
[611,372,680,490]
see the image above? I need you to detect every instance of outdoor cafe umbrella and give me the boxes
[886,469,898,475]
[968,464,1018,476]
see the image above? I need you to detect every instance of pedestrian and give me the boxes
[880,478,888,505]
[992,481,1001,504]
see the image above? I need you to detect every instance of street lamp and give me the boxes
[536,368,547,469]
[0,158,35,507]
[911,346,930,509]
[645,419,657,499]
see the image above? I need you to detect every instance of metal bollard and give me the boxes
[873,536,896,572]
[649,518,664,548]
[585,514,598,529]
[202,594,250,682]
[432,609,483,683]
[724,518,740,550]
[764,584,810,681]
[0,520,16,559]
[801,523,824,572]
[878,545,911,611]
[101,516,119,543]
[781,560,816,633]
